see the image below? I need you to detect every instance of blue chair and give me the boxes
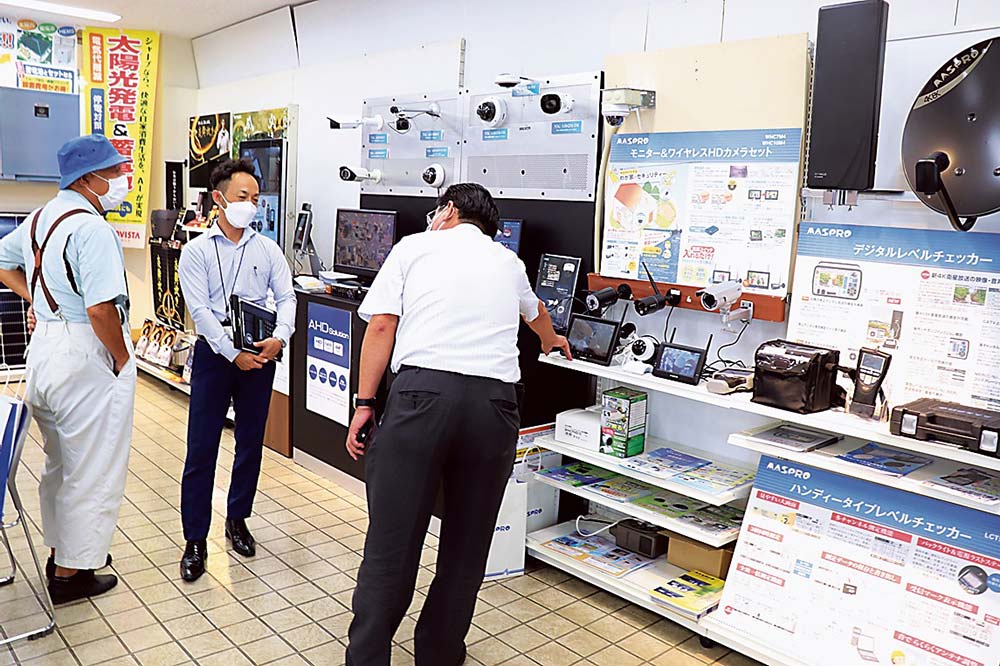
[0,392,56,644]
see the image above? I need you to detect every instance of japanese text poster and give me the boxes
[231,107,288,158]
[305,303,351,426]
[0,15,76,92]
[601,129,802,294]
[82,27,160,249]
[717,456,1000,666]
[150,243,185,330]
[787,224,1000,410]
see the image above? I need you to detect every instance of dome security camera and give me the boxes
[477,97,508,128]
[541,92,574,115]
[494,73,523,88]
[422,163,446,188]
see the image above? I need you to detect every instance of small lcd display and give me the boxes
[566,315,620,366]
[652,342,707,385]
[495,219,522,253]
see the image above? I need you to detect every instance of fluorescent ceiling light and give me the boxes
[0,0,121,23]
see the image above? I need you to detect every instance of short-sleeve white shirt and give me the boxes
[359,223,539,383]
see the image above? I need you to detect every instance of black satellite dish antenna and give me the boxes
[901,37,1000,232]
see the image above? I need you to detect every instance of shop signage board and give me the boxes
[150,243,185,330]
[0,15,77,93]
[716,456,1000,666]
[231,107,288,158]
[305,303,351,426]
[787,223,1000,410]
[600,128,801,294]
[82,27,160,249]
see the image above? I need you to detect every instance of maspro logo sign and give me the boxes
[765,461,811,480]
[805,226,853,239]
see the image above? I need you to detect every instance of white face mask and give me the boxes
[220,193,257,229]
[89,174,129,211]
[425,204,450,231]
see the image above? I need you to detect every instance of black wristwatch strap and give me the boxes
[354,395,377,409]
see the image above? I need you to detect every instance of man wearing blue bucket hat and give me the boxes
[0,134,135,605]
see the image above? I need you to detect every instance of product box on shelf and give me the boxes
[666,533,735,579]
[601,387,647,458]
[555,409,602,451]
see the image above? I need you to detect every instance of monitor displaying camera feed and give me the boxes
[535,254,581,332]
[566,315,620,366]
[334,209,397,279]
[653,344,706,384]
[495,219,522,254]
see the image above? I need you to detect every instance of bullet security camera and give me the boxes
[328,115,384,131]
[541,92,574,115]
[339,166,382,183]
[422,163,446,188]
[477,97,507,128]
[586,284,632,313]
[696,280,743,311]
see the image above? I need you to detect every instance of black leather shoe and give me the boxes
[46,553,113,580]
[180,540,207,582]
[456,644,467,665]
[48,570,117,605]
[225,518,256,558]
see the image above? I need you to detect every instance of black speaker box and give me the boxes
[807,0,889,191]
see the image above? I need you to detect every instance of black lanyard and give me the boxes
[214,236,248,322]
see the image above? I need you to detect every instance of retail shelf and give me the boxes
[137,358,235,422]
[534,434,753,507]
[532,472,738,547]
[701,615,808,666]
[539,353,1000,473]
[526,522,701,633]
[729,427,1000,515]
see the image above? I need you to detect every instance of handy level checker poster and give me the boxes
[601,129,801,293]
[82,27,160,249]
[716,456,1000,666]
[787,224,1000,410]
[306,303,351,426]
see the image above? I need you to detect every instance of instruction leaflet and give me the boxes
[600,128,802,294]
[716,455,1000,666]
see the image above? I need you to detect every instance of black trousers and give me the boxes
[181,339,276,541]
[346,367,519,666]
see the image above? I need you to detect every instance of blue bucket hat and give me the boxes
[57,134,130,190]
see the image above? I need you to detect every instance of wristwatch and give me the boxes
[353,395,377,410]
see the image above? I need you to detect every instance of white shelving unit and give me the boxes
[527,522,801,666]
[533,434,753,507]
[137,358,236,422]
[532,472,739,548]
[539,354,1000,473]
[728,427,1000,515]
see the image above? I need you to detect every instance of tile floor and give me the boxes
[0,375,764,666]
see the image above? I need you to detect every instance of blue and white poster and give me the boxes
[305,303,351,426]
[716,456,1000,666]
[601,128,802,292]
[788,223,1000,410]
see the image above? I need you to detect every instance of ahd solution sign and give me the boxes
[305,303,350,426]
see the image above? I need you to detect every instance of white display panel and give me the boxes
[460,71,601,201]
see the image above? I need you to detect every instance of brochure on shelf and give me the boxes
[716,455,1000,666]
[835,442,934,477]
[671,463,756,497]
[675,504,745,540]
[632,490,710,520]
[542,532,655,579]
[922,467,1000,506]
[537,462,618,487]
[621,447,713,479]
[650,570,726,620]
[587,476,656,503]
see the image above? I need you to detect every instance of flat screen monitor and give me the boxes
[334,208,397,280]
[535,253,581,332]
[495,219,522,254]
[238,139,283,245]
[566,314,621,366]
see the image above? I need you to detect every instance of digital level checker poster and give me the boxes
[600,128,802,293]
[716,456,1000,666]
[787,224,1000,410]
[305,304,351,426]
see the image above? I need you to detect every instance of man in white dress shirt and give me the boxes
[344,183,572,666]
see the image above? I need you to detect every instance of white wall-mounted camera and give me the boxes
[422,163,446,188]
[541,92,574,115]
[328,115,384,131]
[494,73,536,89]
[600,88,656,127]
[339,166,382,183]
[696,280,743,311]
[630,335,660,364]
[477,96,508,127]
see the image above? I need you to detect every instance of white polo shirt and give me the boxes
[358,223,540,383]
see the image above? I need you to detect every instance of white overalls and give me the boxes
[0,190,135,570]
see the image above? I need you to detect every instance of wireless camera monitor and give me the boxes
[652,342,707,385]
[566,314,621,366]
[334,209,398,281]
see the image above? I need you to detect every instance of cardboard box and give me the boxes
[555,409,602,451]
[600,387,647,458]
[667,534,735,579]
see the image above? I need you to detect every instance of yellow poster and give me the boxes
[81,27,159,249]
